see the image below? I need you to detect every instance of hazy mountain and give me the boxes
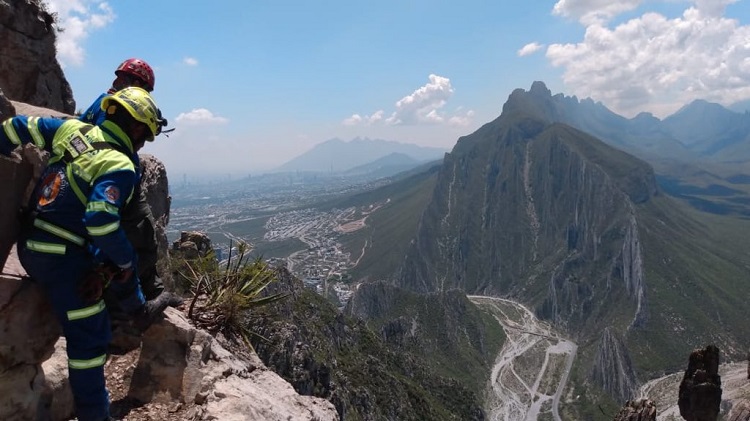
[340,82,750,418]
[273,137,447,173]
[662,99,750,157]
[342,152,422,177]
[729,97,750,113]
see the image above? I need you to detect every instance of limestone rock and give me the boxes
[129,308,338,420]
[0,250,60,421]
[678,345,722,421]
[613,399,656,421]
[40,338,75,421]
[0,89,15,119]
[140,154,173,289]
[0,0,75,113]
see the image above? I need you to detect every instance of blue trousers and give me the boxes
[20,246,112,421]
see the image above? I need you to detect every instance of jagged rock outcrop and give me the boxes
[172,231,213,259]
[139,154,173,289]
[612,399,656,421]
[0,250,60,421]
[0,0,75,113]
[0,89,14,118]
[678,345,722,421]
[590,328,639,405]
[129,308,337,420]
[41,309,338,421]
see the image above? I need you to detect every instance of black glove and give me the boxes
[78,263,125,303]
[132,291,184,332]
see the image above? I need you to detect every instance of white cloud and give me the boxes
[342,110,384,126]
[342,114,363,126]
[552,0,642,25]
[546,2,750,117]
[44,1,116,67]
[449,110,476,127]
[344,74,473,128]
[386,74,454,125]
[183,57,199,66]
[518,42,545,57]
[175,108,229,125]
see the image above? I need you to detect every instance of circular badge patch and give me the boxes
[39,173,62,206]
[104,185,120,204]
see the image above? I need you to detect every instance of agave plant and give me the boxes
[182,240,287,348]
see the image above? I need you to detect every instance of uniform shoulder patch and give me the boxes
[104,185,120,204]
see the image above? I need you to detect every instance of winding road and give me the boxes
[469,296,578,421]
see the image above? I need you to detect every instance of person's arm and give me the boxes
[0,116,64,156]
[86,169,138,267]
[79,93,107,125]
[85,155,145,312]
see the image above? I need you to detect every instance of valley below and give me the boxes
[469,296,578,421]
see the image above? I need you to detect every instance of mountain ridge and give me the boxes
[273,137,447,173]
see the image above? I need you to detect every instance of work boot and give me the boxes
[133,291,184,332]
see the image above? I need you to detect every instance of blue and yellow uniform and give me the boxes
[80,93,108,127]
[0,87,159,421]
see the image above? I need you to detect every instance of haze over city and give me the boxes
[47,0,750,174]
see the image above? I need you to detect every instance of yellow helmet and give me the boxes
[101,86,161,140]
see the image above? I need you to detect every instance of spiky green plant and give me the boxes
[183,240,287,348]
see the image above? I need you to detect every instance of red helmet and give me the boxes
[115,58,155,92]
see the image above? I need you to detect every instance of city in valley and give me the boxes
[167,172,393,308]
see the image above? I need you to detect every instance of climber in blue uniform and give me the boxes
[0,87,175,421]
[80,57,168,302]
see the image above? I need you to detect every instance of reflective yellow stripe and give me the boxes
[33,219,86,246]
[86,201,119,215]
[27,117,45,148]
[66,165,88,205]
[87,221,119,236]
[25,240,66,255]
[69,353,107,370]
[67,300,106,321]
[2,119,22,146]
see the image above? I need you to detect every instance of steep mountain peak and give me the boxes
[669,98,732,119]
[529,80,552,97]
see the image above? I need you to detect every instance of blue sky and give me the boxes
[45,0,750,175]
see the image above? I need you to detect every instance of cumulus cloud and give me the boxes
[546,1,750,117]
[342,110,384,126]
[44,0,116,67]
[175,109,229,125]
[386,74,454,125]
[344,74,474,127]
[183,57,199,66]
[448,110,476,127]
[552,0,642,25]
[518,42,545,57]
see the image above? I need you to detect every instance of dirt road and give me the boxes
[469,296,577,421]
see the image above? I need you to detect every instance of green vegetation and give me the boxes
[329,164,440,282]
[248,276,494,420]
[180,241,287,348]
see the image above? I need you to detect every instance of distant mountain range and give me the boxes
[333,81,750,419]
[272,137,447,173]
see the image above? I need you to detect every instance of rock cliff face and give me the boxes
[399,113,655,339]
[394,82,666,408]
[0,0,75,114]
[250,272,490,420]
[589,328,639,404]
